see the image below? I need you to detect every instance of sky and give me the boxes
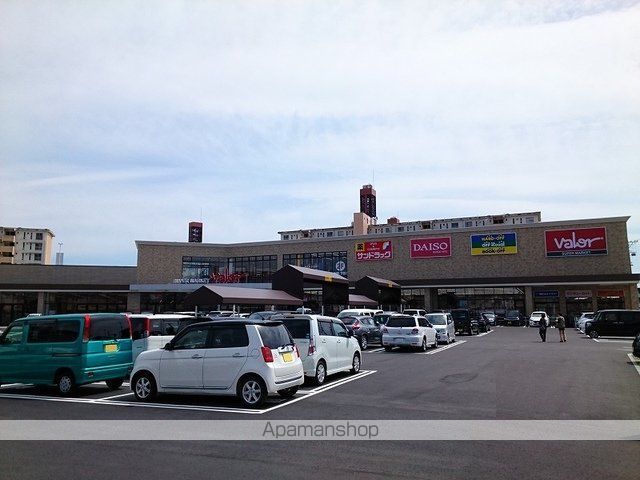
[1,0,639,267]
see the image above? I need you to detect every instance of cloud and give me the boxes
[0,1,639,269]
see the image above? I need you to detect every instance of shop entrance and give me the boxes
[596,290,625,310]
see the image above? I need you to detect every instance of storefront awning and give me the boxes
[348,294,378,307]
[355,275,402,305]
[184,285,303,307]
[272,265,349,305]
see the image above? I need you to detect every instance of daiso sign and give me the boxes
[545,227,608,257]
[410,237,451,258]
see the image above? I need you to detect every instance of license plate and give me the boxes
[281,352,293,362]
[104,344,118,353]
[394,337,404,343]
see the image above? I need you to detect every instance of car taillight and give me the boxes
[295,345,300,357]
[382,327,388,333]
[261,346,274,363]
[411,328,419,334]
[143,318,150,338]
[125,314,133,339]
[83,314,91,342]
[308,340,316,355]
[352,320,361,330]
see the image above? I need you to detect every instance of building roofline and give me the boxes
[136,216,631,249]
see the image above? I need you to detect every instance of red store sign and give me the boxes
[410,237,451,258]
[545,227,607,257]
[355,241,393,261]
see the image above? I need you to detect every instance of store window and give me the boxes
[283,251,348,278]
[181,255,277,283]
[44,292,127,316]
[0,292,38,326]
[436,287,525,317]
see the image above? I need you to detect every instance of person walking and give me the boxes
[557,313,567,342]
[539,313,547,342]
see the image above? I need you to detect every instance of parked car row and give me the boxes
[579,310,640,339]
[0,312,363,408]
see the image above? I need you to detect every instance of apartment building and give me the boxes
[0,227,55,265]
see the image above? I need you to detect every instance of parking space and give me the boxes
[0,370,376,415]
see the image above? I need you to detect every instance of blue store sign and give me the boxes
[534,290,559,298]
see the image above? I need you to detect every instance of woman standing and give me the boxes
[539,313,548,342]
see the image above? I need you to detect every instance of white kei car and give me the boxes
[131,319,305,408]
[528,312,549,328]
[277,314,362,386]
[382,314,438,351]
[426,312,456,344]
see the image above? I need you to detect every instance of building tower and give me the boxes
[359,184,377,219]
[188,222,203,243]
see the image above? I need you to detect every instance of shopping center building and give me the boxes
[1,207,638,326]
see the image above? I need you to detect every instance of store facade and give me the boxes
[1,216,638,324]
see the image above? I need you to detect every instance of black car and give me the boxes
[341,315,382,350]
[503,310,525,326]
[584,310,640,338]
[450,309,479,335]
[473,312,491,332]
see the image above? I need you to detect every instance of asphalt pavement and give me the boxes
[1,326,638,479]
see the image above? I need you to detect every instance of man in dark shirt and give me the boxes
[539,313,547,342]
[556,314,567,342]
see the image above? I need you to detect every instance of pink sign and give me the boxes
[410,237,451,258]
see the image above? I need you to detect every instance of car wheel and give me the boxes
[420,337,427,352]
[238,375,267,408]
[351,353,361,374]
[589,330,599,339]
[432,337,438,349]
[133,372,157,402]
[55,371,76,396]
[277,386,299,398]
[314,361,327,386]
[384,346,393,352]
[360,335,368,351]
[105,379,124,391]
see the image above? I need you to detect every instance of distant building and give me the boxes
[188,222,203,243]
[0,227,55,265]
[360,184,377,219]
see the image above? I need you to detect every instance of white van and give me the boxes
[337,308,382,319]
[275,314,362,385]
[130,314,193,361]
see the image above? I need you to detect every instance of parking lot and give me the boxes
[1,326,639,479]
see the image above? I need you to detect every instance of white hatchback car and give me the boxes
[528,311,548,327]
[426,312,456,344]
[276,314,362,386]
[130,319,304,408]
[382,314,438,351]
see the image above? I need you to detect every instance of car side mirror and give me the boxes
[347,330,354,338]
[164,342,174,351]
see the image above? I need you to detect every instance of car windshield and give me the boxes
[257,324,294,348]
[341,317,358,325]
[337,311,360,318]
[426,314,447,325]
[450,310,468,320]
[386,316,416,327]
[374,314,390,324]
[507,311,520,317]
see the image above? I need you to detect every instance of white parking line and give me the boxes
[364,347,385,354]
[476,330,495,338]
[627,354,640,378]
[415,340,467,355]
[97,392,135,401]
[592,338,600,343]
[0,370,376,415]
[260,370,376,413]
